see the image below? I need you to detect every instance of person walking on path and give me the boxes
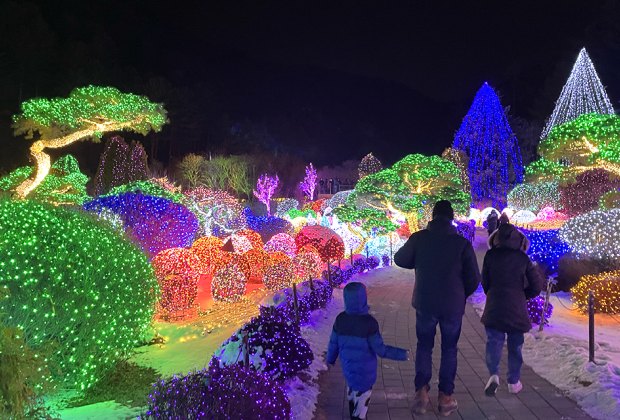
[482,223,545,396]
[486,209,499,235]
[497,212,510,229]
[394,200,481,416]
[326,282,408,420]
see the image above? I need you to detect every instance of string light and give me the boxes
[559,209,620,259]
[253,174,279,216]
[453,82,524,208]
[354,153,470,222]
[541,48,614,139]
[293,251,323,281]
[143,364,291,419]
[527,296,554,325]
[0,198,158,391]
[507,181,561,212]
[572,270,620,314]
[295,225,345,262]
[94,136,149,195]
[522,228,571,275]
[234,229,264,250]
[299,163,317,200]
[13,85,167,198]
[0,155,89,206]
[600,190,620,210]
[191,236,224,274]
[264,233,296,257]
[263,255,295,291]
[237,249,269,280]
[211,263,247,302]
[83,192,199,258]
[559,169,620,216]
[442,147,471,194]
[358,152,383,179]
[273,198,299,217]
[512,210,537,225]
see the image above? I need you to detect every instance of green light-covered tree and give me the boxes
[0,155,89,205]
[12,86,167,198]
[527,113,620,182]
[344,154,469,231]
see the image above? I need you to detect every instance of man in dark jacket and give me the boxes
[394,200,481,416]
[327,282,408,420]
[482,223,544,396]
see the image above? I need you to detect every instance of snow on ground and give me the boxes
[468,245,620,420]
[286,287,344,420]
[57,401,142,420]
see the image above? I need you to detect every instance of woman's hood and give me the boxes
[488,224,530,252]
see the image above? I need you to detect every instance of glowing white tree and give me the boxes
[541,48,614,139]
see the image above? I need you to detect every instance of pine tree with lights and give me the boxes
[453,82,524,208]
[358,153,383,179]
[12,86,167,198]
[541,48,614,139]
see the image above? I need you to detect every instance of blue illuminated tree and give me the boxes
[453,83,524,208]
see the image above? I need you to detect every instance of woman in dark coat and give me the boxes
[481,223,544,396]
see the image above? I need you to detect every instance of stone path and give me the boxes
[314,234,592,419]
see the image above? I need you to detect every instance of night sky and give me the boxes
[2,0,620,172]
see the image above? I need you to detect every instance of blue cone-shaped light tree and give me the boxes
[453,83,524,208]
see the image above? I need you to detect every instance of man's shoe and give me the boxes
[508,381,523,394]
[438,392,458,417]
[412,384,431,415]
[484,374,500,396]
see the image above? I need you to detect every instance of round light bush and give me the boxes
[572,270,620,314]
[211,263,247,302]
[0,198,158,391]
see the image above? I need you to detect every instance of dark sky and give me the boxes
[2,0,620,170]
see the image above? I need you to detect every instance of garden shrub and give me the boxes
[522,228,570,276]
[559,169,620,216]
[243,208,294,242]
[572,270,620,314]
[507,181,561,212]
[84,192,199,257]
[216,308,313,381]
[0,198,158,391]
[0,155,89,206]
[141,364,291,419]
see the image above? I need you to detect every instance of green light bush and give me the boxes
[0,198,158,392]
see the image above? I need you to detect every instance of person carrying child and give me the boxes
[327,282,408,420]
[482,223,545,396]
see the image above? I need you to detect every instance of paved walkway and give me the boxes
[314,236,592,419]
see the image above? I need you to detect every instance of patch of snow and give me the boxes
[285,284,344,419]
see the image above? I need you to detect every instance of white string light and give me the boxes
[541,48,614,139]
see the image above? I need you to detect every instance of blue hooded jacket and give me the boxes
[326,282,407,392]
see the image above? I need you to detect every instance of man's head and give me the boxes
[432,200,454,221]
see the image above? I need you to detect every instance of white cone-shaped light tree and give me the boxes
[541,48,614,139]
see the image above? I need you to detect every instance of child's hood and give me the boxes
[344,282,369,315]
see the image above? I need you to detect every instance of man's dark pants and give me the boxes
[414,310,463,395]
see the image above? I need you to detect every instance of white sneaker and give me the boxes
[508,381,523,394]
[484,375,500,396]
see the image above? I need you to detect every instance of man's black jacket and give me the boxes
[394,218,481,317]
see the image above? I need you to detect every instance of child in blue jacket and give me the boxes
[327,282,408,420]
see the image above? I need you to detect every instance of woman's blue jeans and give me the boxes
[485,327,524,385]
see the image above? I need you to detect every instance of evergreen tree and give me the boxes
[453,83,523,208]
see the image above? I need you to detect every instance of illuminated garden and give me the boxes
[3,43,620,419]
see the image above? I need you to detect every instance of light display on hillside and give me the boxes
[299,163,317,201]
[453,83,523,207]
[12,86,167,198]
[541,48,614,139]
[254,174,279,216]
